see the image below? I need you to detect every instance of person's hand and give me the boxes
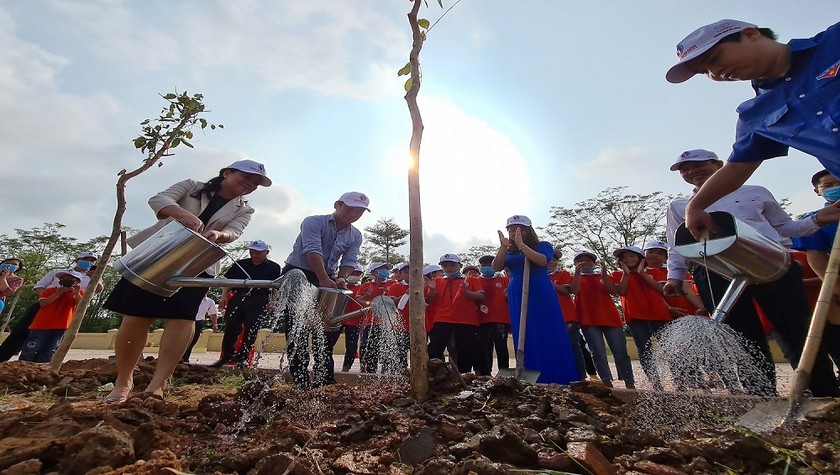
[497,230,510,249]
[335,276,348,289]
[0,269,9,279]
[814,201,840,224]
[72,283,82,295]
[202,230,225,242]
[177,212,204,232]
[211,324,219,333]
[619,261,630,273]
[662,279,684,297]
[424,276,436,289]
[600,263,608,276]
[636,261,646,273]
[573,261,584,275]
[361,286,374,298]
[512,228,524,248]
[460,279,469,290]
[668,306,688,318]
[318,276,337,289]
[684,207,716,240]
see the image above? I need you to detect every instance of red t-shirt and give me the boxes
[646,267,700,315]
[431,276,483,326]
[386,281,410,332]
[550,270,577,323]
[574,274,622,327]
[356,280,393,325]
[424,283,436,332]
[610,270,671,323]
[29,287,83,331]
[480,276,510,325]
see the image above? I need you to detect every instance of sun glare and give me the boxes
[417,97,530,242]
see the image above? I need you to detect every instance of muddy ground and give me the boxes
[0,358,838,475]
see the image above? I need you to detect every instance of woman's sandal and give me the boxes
[103,384,133,404]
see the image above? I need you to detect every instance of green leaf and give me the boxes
[417,18,430,29]
[210,124,216,130]
[185,131,193,139]
[163,93,177,100]
[218,124,223,129]
[199,118,208,129]
[404,77,413,92]
[437,0,443,7]
[397,62,411,77]
[182,139,194,148]
[133,137,146,149]
[171,137,181,148]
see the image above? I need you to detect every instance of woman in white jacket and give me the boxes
[103,159,271,403]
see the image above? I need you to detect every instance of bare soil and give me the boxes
[0,358,838,474]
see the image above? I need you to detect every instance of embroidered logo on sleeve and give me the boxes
[817,59,840,80]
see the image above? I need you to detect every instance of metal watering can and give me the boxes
[673,211,791,323]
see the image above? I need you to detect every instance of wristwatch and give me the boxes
[810,213,824,226]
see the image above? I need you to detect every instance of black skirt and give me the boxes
[103,274,210,321]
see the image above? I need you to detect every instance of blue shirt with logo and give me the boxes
[729,22,840,176]
[791,205,837,253]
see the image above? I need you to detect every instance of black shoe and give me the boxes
[208,358,231,368]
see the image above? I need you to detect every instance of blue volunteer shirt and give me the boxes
[729,22,840,177]
[284,214,362,275]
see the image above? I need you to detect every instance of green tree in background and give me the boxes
[541,186,677,269]
[460,244,498,266]
[363,217,409,264]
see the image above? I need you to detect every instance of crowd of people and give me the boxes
[1,18,839,402]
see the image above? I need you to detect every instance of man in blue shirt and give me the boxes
[665,19,840,239]
[281,191,368,389]
[791,170,840,377]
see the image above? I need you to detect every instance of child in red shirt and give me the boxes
[386,263,411,373]
[549,250,586,380]
[570,251,634,388]
[340,265,365,372]
[476,255,510,375]
[357,262,394,373]
[20,270,85,363]
[611,245,672,390]
[426,253,484,374]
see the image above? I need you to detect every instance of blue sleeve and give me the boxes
[299,216,324,257]
[537,241,554,261]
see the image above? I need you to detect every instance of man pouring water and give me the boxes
[281,191,369,389]
[663,149,840,397]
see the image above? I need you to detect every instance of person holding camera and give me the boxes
[19,270,86,362]
[0,251,102,362]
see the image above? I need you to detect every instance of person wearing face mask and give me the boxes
[426,253,485,374]
[19,270,85,362]
[339,264,365,372]
[0,251,102,362]
[0,258,25,306]
[385,263,412,373]
[476,255,510,375]
[492,216,579,384]
[791,169,840,373]
[357,262,394,373]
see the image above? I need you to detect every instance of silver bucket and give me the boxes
[315,287,354,330]
[113,220,227,297]
[674,211,790,284]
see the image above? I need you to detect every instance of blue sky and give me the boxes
[1,1,838,264]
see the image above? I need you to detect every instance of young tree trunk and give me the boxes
[49,114,193,371]
[405,0,429,401]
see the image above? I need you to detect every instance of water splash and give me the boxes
[359,296,408,386]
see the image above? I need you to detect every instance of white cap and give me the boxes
[612,245,644,259]
[57,269,86,281]
[77,251,97,260]
[506,215,532,227]
[643,240,669,251]
[394,262,409,272]
[248,239,270,251]
[423,264,442,276]
[669,149,722,171]
[666,19,757,83]
[573,250,597,262]
[227,159,272,186]
[439,253,461,264]
[336,191,371,211]
[366,261,392,274]
[352,263,365,273]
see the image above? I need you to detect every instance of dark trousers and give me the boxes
[181,319,206,362]
[428,322,478,373]
[220,292,269,363]
[341,324,360,371]
[476,323,505,375]
[0,303,40,361]
[627,320,669,390]
[694,263,840,397]
[282,265,341,389]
